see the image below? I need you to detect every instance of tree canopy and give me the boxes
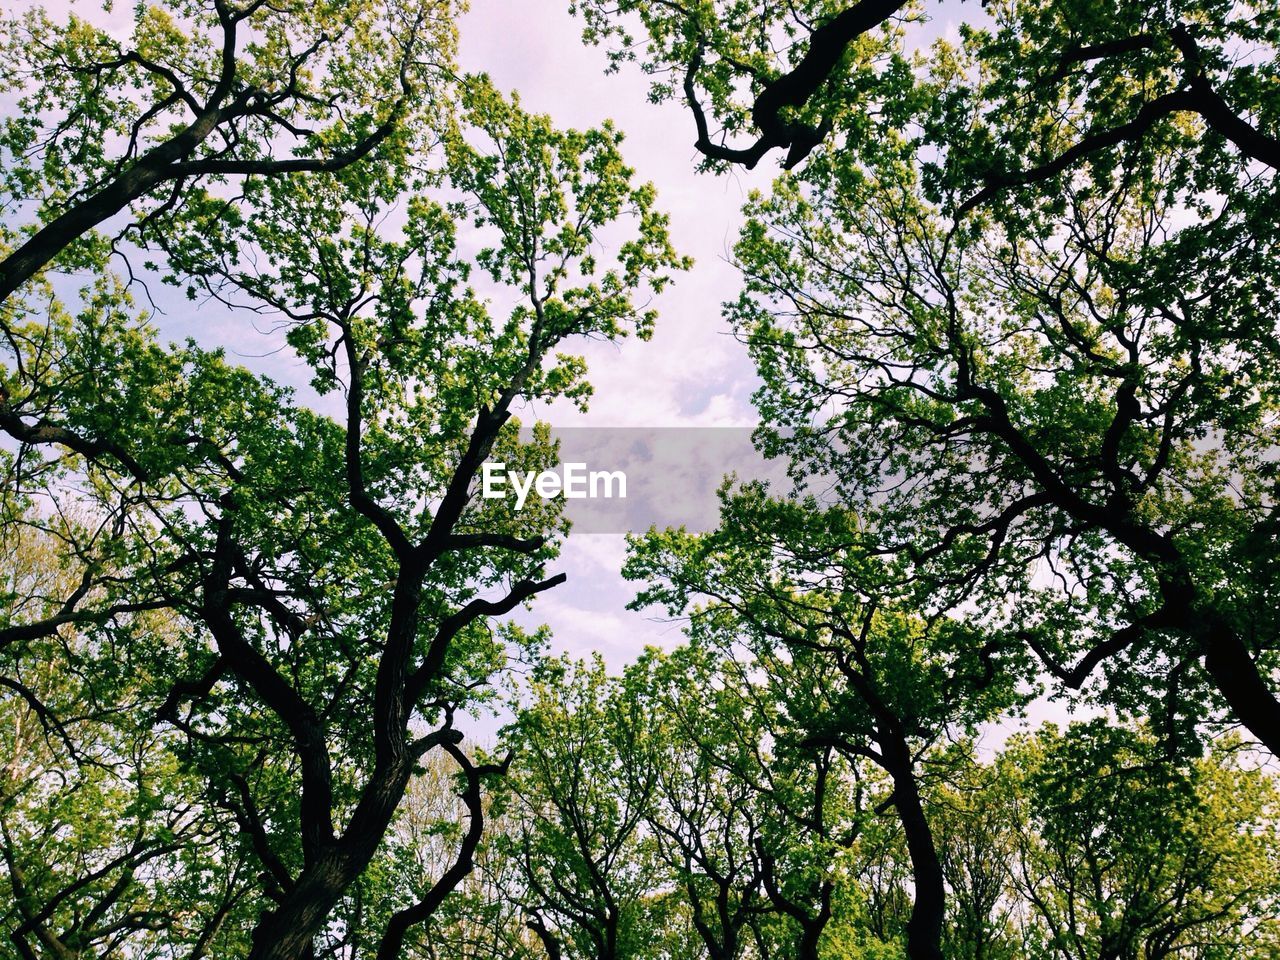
[3,0,1279,958]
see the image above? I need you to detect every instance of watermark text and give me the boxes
[481,462,627,510]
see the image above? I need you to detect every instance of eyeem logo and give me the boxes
[481,462,628,510]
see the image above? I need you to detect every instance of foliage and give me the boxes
[4,0,1280,957]
[461,642,1280,960]
[999,722,1280,959]
[0,3,688,956]
[727,34,1280,754]
[0,0,458,300]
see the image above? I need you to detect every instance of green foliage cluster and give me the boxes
[2,0,1280,958]
[435,650,1280,960]
[1,2,687,957]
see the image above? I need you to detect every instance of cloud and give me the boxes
[458,3,771,431]
[27,0,771,669]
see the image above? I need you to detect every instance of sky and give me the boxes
[452,2,773,669]
[21,0,1066,741]
[451,2,1073,746]
[461,5,771,431]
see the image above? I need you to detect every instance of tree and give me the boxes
[1000,721,1280,959]
[1,52,687,960]
[1,518,254,959]
[622,645,771,960]
[492,642,1280,960]
[570,0,1280,184]
[572,0,1280,756]
[626,485,1027,960]
[0,0,452,304]
[499,655,664,960]
[573,0,909,170]
[929,745,1024,960]
[368,745,520,960]
[506,643,893,960]
[629,641,879,960]
[719,676,868,960]
[727,39,1280,753]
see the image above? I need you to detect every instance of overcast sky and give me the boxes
[453,3,1072,746]
[27,0,1065,739]
[454,3,774,669]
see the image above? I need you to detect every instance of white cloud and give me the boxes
[458,2,772,430]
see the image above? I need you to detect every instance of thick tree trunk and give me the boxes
[526,915,563,960]
[247,850,355,960]
[246,763,412,960]
[882,734,946,960]
[1153,562,1280,757]
[1199,619,1280,756]
[1120,530,1280,757]
[796,920,824,960]
[689,882,739,960]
